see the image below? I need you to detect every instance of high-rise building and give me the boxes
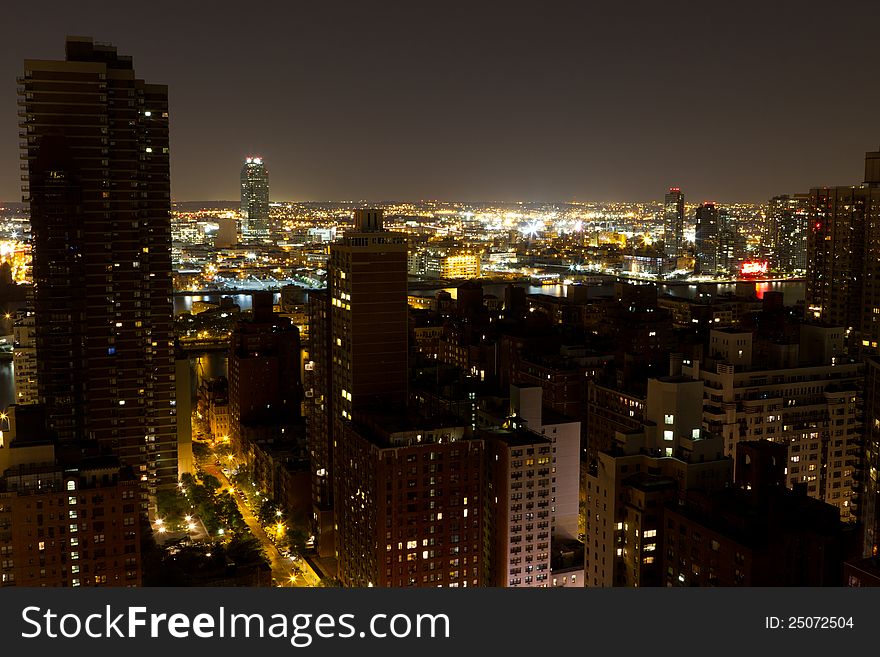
[484,426,553,587]
[766,194,809,273]
[685,327,863,523]
[509,385,580,541]
[717,208,743,276]
[240,157,269,240]
[21,37,177,499]
[805,149,880,355]
[663,187,685,260]
[307,208,408,555]
[694,202,719,275]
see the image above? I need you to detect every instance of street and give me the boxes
[201,461,320,587]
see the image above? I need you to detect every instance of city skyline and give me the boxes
[2,1,880,204]
[5,9,880,596]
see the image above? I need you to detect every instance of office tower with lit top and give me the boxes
[663,187,685,260]
[805,150,880,354]
[19,37,177,498]
[240,156,270,240]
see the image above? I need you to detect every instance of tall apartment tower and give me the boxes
[767,194,809,273]
[694,202,719,275]
[307,208,408,555]
[240,156,269,239]
[663,187,685,259]
[20,37,177,498]
[805,150,880,355]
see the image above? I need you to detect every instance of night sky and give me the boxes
[2,0,879,203]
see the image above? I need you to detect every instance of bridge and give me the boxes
[176,336,230,354]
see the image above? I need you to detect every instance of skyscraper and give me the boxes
[240,156,270,240]
[694,202,719,275]
[20,37,177,499]
[307,208,408,555]
[328,209,409,419]
[767,194,809,273]
[663,187,685,260]
[805,150,880,354]
[716,207,743,276]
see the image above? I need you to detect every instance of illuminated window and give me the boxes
[664,415,674,425]
[663,430,674,441]
[67,480,76,491]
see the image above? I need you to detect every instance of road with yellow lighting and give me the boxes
[201,461,320,587]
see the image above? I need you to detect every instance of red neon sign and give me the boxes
[740,260,769,277]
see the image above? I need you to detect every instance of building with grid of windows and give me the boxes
[684,327,863,523]
[239,156,269,239]
[0,413,142,588]
[804,150,880,355]
[335,417,484,587]
[308,209,409,557]
[20,37,176,500]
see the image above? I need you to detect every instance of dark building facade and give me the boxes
[307,209,409,557]
[805,150,880,355]
[766,194,809,273]
[1,430,143,588]
[663,187,685,260]
[21,37,177,499]
[694,202,719,275]
[228,292,302,460]
[334,418,484,587]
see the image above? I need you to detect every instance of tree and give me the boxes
[156,489,189,522]
[257,498,279,527]
[201,473,222,491]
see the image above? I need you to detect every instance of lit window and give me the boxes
[692,429,700,439]
[67,480,76,491]
[664,415,674,425]
[663,430,674,441]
